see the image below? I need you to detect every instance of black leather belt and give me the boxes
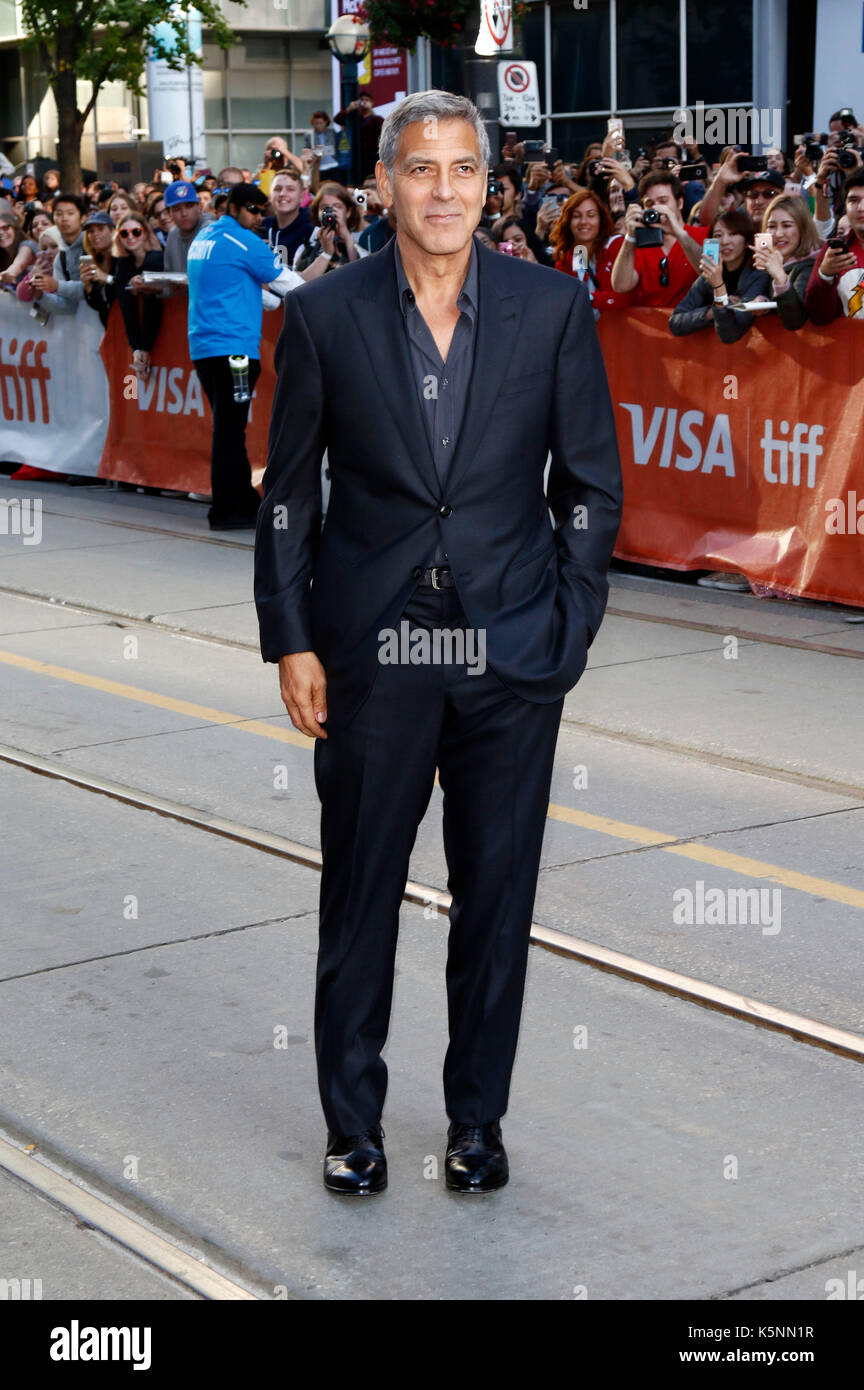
[418,565,455,589]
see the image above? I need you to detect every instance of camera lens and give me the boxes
[643,208,660,224]
[837,149,858,169]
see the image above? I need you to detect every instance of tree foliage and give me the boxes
[19,1,241,185]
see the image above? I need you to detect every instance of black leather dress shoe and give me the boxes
[445,1120,509,1193]
[323,1124,387,1195]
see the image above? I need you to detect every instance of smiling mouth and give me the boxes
[427,213,459,220]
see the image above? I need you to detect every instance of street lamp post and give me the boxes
[327,15,373,187]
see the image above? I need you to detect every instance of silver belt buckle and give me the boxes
[430,566,446,589]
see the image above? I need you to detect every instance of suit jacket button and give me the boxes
[439,504,452,517]
[412,566,423,580]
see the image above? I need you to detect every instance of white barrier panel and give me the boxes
[0,293,109,476]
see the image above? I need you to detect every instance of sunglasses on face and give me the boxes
[119,226,143,240]
[659,255,669,287]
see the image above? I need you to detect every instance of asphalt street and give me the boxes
[0,479,861,1300]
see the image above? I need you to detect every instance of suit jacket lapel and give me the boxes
[347,235,524,501]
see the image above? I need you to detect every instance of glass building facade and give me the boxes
[2,0,790,176]
[434,0,759,163]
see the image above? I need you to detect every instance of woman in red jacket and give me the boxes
[550,188,635,314]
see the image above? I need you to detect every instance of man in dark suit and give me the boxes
[255,90,622,1196]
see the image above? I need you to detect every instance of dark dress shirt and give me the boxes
[393,234,478,567]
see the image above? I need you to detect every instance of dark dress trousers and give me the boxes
[254,232,623,1134]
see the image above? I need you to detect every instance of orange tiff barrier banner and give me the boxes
[99,298,864,608]
[597,308,864,607]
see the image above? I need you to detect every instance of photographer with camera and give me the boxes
[804,168,864,323]
[669,210,772,341]
[611,172,707,306]
[333,92,384,184]
[802,129,863,236]
[256,137,304,198]
[291,183,368,274]
[550,188,635,314]
[652,137,705,216]
[482,164,523,227]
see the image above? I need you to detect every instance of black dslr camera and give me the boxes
[836,131,861,169]
[320,205,340,232]
[635,206,663,248]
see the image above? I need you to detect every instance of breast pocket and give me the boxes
[497,368,555,398]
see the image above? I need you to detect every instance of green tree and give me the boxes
[20,1,241,191]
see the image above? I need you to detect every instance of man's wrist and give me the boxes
[624,232,637,244]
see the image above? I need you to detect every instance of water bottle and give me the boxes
[229,354,250,403]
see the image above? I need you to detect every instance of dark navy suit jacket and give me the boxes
[254,232,623,731]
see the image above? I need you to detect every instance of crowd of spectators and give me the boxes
[3,102,862,568]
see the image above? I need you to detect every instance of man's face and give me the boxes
[745,182,774,221]
[54,202,82,241]
[171,200,201,234]
[845,185,864,234]
[359,97,373,116]
[271,175,301,215]
[653,144,678,170]
[377,118,486,258]
[642,183,682,224]
[236,204,265,231]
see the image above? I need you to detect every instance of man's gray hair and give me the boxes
[378,90,491,179]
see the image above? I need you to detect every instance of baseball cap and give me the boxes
[82,210,114,228]
[164,179,199,208]
[740,169,784,193]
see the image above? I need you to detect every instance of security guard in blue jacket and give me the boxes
[187,182,303,530]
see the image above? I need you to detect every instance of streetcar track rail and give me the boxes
[0,1128,269,1301]
[3,743,863,1064]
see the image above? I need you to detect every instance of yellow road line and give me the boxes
[3,647,863,912]
[0,649,310,749]
[547,803,864,911]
